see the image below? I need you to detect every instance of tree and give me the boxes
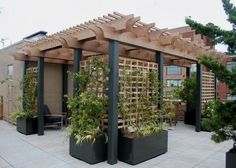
[186,0,236,150]
[199,56,236,147]
[186,0,236,54]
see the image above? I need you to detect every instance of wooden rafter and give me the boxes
[15,12,227,65]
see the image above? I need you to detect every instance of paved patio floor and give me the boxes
[0,120,232,168]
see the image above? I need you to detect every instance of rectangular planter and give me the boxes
[69,135,107,164]
[118,130,168,165]
[16,117,38,135]
[226,149,236,168]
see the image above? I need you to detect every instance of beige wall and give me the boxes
[0,49,24,120]
[44,63,63,113]
[0,45,67,119]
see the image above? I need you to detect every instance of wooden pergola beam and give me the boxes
[14,54,73,65]
[19,12,227,64]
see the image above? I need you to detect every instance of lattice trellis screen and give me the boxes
[201,71,215,112]
[81,56,158,129]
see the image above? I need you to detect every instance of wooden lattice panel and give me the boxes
[118,57,158,128]
[201,71,215,112]
[81,56,159,129]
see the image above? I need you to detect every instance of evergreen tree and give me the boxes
[186,0,236,54]
[186,0,236,149]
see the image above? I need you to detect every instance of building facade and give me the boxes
[0,31,74,121]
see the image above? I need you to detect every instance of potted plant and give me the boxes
[199,56,236,168]
[67,57,108,164]
[9,70,38,135]
[118,69,168,165]
[174,74,196,125]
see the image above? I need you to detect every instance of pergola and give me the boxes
[14,12,227,165]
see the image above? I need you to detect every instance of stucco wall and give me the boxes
[0,49,24,120]
[44,63,62,114]
[0,46,66,119]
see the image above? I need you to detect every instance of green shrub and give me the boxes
[67,57,108,144]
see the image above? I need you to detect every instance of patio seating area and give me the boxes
[0,120,232,168]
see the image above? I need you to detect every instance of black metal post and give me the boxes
[186,67,191,78]
[23,61,29,76]
[73,48,82,96]
[214,75,217,100]
[195,63,202,132]
[107,40,119,165]
[186,67,191,116]
[156,51,164,109]
[37,57,44,136]
[62,64,68,112]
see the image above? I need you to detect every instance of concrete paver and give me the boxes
[0,120,232,168]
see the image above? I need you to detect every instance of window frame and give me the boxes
[166,79,182,87]
[166,66,182,75]
[7,64,13,81]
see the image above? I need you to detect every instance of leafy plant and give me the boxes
[9,70,37,121]
[186,0,236,54]
[119,68,165,137]
[201,101,217,131]
[0,78,8,85]
[67,57,109,144]
[163,101,176,127]
[174,73,196,111]
[198,56,236,149]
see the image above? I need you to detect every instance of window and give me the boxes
[7,64,13,80]
[227,61,236,71]
[167,66,181,75]
[166,80,182,87]
[227,94,236,100]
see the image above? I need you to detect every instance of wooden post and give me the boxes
[107,40,119,165]
[195,63,202,132]
[156,51,164,109]
[73,48,82,96]
[37,57,44,136]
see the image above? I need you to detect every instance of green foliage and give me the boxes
[119,69,165,137]
[199,56,236,146]
[164,101,176,121]
[201,100,236,143]
[67,57,108,144]
[222,0,236,28]
[201,101,218,131]
[0,78,8,85]
[9,71,37,122]
[186,0,236,54]
[199,56,236,95]
[174,74,196,110]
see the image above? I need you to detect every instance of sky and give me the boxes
[0,0,236,51]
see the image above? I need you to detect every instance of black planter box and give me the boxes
[69,135,107,164]
[118,130,168,165]
[226,149,236,168]
[16,117,38,135]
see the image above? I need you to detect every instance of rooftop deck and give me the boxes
[0,120,232,168]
